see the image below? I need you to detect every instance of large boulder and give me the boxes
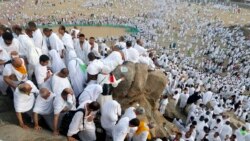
[112,62,175,137]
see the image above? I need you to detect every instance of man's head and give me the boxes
[126,41,132,48]
[129,118,140,127]
[241,126,246,131]
[136,39,143,46]
[113,45,123,51]
[2,32,14,46]
[175,132,182,139]
[61,88,73,100]
[18,82,32,95]
[230,134,237,140]
[10,51,19,58]
[58,68,69,78]
[119,36,125,42]
[39,55,50,66]
[39,88,51,99]
[25,28,33,38]
[0,24,6,36]
[191,121,197,126]
[58,25,66,35]
[134,107,145,115]
[87,101,100,112]
[43,28,52,37]
[185,131,192,138]
[89,37,95,45]
[203,126,210,133]
[214,132,219,138]
[12,57,23,68]
[79,34,85,42]
[216,118,221,123]
[183,87,188,93]
[88,52,96,61]
[12,25,22,35]
[27,21,37,31]
[199,116,204,121]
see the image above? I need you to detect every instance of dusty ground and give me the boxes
[0,95,66,141]
[50,26,127,39]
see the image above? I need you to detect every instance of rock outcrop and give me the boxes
[112,62,175,137]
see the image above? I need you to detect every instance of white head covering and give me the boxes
[101,65,111,74]
[101,100,122,133]
[78,84,103,104]
[48,49,66,73]
[87,59,104,75]
[101,100,121,118]
[67,50,77,61]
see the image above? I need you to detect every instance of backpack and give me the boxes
[102,83,113,96]
[60,108,85,135]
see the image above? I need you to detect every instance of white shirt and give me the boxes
[68,102,96,137]
[90,42,100,57]
[61,33,74,50]
[51,73,72,95]
[47,33,64,51]
[112,117,130,141]
[124,47,139,63]
[17,34,33,57]
[33,92,55,115]
[34,63,47,86]
[159,98,169,114]
[14,80,38,113]
[134,44,147,56]
[0,38,20,55]
[0,46,10,72]
[208,133,221,141]
[101,100,121,130]
[87,59,104,75]
[74,39,91,64]
[202,91,213,105]
[220,124,232,140]
[115,42,126,50]
[53,94,76,114]
[132,131,149,141]
[67,111,84,136]
[3,60,28,82]
[102,51,123,73]
[179,93,189,108]
[122,107,136,120]
[32,28,43,48]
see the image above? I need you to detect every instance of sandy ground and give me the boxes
[0,95,66,141]
[51,26,127,39]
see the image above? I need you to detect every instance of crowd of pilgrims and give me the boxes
[0,21,158,141]
[0,1,250,141]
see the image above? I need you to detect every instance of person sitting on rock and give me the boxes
[102,44,125,74]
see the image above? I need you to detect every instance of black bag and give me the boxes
[102,84,113,96]
[60,108,85,135]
